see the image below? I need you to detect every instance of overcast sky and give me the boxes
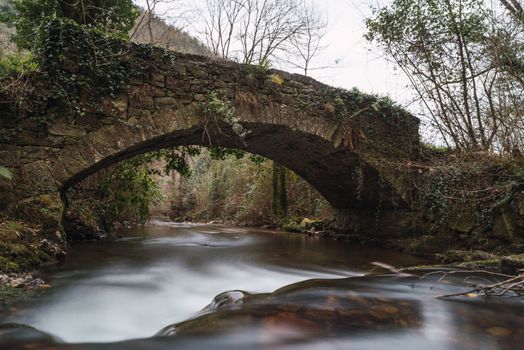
[302,0,412,102]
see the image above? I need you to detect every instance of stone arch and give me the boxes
[0,44,420,237]
[58,122,402,211]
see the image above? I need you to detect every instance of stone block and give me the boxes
[219,74,234,82]
[214,81,228,89]
[129,96,154,109]
[48,122,87,138]
[193,70,209,80]
[151,73,165,88]
[194,94,205,101]
[128,108,152,119]
[155,97,178,108]
[190,84,203,92]
[150,87,167,97]
[167,79,191,92]
[100,94,127,116]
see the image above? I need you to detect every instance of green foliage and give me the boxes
[98,155,162,229]
[64,146,205,232]
[0,51,37,77]
[169,149,330,225]
[366,0,524,151]
[0,166,12,188]
[0,19,132,123]
[421,142,450,159]
[0,0,16,24]
[268,73,284,85]
[0,166,12,181]
[365,0,488,44]
[332,95,347,119]
[208,147,265,164]
[209,147,245,161]
[161,147,201,177]
[93,147,204,229]
[203,92,251,139]
[418,154,523,234]
[0,1,142,122]
[12,0,138,50]
[245,60,271,82]
[32,18,132,121]
[330,86,412,122]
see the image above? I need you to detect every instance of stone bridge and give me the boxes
[0,39,420,237]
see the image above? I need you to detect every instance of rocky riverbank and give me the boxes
[280,216,524,275]
[0,219,62,312]
[0,219,66,273]
[0,272,50,313]
[0,273,47,289]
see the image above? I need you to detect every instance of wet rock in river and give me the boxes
[0,323,59,346]
[156,290,250,337]
[204,290,250,311]
[30,278,45,287]
[9,278,25,288]
[156,277,425,340]
[0,273,47,289]
[0,275,9,284]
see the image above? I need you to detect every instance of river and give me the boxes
[0,221,523,349]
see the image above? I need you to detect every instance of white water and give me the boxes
[9,222,366,343]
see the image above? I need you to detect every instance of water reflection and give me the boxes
[0,222,523,350]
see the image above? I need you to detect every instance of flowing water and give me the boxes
[0,222,523,349]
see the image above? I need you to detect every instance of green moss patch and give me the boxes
[0,220,64,273]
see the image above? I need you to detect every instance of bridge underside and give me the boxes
[57,122,419,240]
[62,123,406,212]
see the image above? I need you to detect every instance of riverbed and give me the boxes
[0,222,523,349]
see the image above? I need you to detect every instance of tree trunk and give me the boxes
[271,161,288,221]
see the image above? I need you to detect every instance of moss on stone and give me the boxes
[437,250,497,263]
[301,218,321,229]
[0,220,63,273]
[456,259,501,270]
[0,285,47,311]
[282,224,304,233]
[500,254,524,275]
[10,194,63,237]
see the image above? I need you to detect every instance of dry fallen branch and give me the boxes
[370,262,524,299]
[370,262,413,277]
[412,269,513,290]
[435,273,524,299]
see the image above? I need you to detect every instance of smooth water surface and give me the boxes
[0,222,523,350]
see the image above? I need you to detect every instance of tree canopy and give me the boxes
[11,0,138,49]
[366,0,524,152]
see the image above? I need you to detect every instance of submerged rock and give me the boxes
[0,323,58,346]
